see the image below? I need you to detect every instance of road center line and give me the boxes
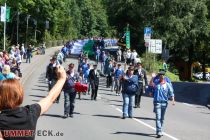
[110,105,180,140]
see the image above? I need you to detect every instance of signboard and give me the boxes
[126,31,130,49]
[144,39,150,47]
[148,39,162,54]
[144,27,152,40]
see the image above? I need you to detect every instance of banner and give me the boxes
[126,31,130,49]
[1,6,6,22]
[6,7,10,22]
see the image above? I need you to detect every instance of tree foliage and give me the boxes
[0,0,110,46]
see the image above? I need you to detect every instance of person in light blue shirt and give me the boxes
[115,64,124,96]
[0,65,20,80]
[149,70,175,138]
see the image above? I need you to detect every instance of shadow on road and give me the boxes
[29,95,46,98]
[42,114,64,118]
[34,85,48,88]
[113,132,156,137]
[100,92,118,96]
[93,114,121,119]
[108,99,123,103]
[109,104,122,107]
[31,88,48,92]
[134,117,155,121]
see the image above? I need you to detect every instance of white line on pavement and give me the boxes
[182,103,195,107]
[110,105,180,140]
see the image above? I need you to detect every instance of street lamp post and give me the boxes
[25,15,30,47]
[16,11,20,45]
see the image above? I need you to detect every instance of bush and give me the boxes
[141,53,161,73]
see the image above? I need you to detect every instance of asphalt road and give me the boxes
[20,47,210,140]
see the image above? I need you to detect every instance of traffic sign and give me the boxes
[148,39,162,54]
[144,27,152,40]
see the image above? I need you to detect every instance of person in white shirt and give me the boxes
[131,50,138,65]
[117,49,122,62]
[126,49,131,65]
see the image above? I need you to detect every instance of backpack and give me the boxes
[123,75,139,95]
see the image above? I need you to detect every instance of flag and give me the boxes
[6,7,10,22]
[1,6,6,22]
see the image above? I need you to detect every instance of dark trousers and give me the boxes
[135,83,143,107]
[106,75,112,87]
[64,92,77,115]
[91,85,98,100]
[49,79,60,102]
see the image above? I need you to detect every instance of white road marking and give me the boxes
[182,103,195,107]
[110,105,180,140]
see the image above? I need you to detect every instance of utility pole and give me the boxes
[25,15,30,48]
[3,2,6,50]
[16,11,20,45]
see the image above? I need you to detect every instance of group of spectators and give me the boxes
[0,43,36,81]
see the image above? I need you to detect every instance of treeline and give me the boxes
[0,0,113,48]
[1,0,210,79]
[105,0,210,80]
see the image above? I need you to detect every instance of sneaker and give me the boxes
[69,114,74,118]
[156,135,161,138]
[129,116,133,119]
[63,114,68,119]
[122,116,126,119]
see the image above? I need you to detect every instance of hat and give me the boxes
[137,62,142,65]
[2,65,11,75]
[158,69,166,75]
[128,66,134,71]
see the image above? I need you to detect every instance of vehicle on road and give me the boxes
[193,72,210,80]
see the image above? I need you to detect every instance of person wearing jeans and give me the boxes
[122,93,135,118]
[63,63,79,118]
[121,66,138,119]
[64,91,77,117]
[149,70,175,138]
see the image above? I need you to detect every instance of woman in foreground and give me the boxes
[0,66,66,140]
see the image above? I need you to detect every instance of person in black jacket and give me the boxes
[89,64,100,100]
[46,57,60,103]
[134,62,148,108]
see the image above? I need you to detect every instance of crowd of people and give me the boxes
[0,40,175,140]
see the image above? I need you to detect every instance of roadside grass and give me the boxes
[165,71,180,82]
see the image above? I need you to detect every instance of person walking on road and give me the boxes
[0,66,66,140]
[115,64,124,96]
[26,45,32,63]
[134,62,148,108]
[46,57,60,103]
[63,63,79,118]
[121,66,139,119]
[148,70,175,138]
[111,62,117,92]
[117,49,122,62]
[89,64,100,100]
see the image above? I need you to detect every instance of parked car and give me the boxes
[193,72,210,80]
